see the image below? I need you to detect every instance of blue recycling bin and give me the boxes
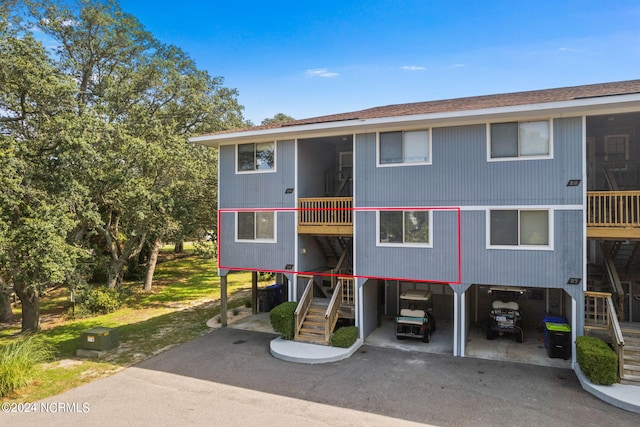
[267,283,284,306]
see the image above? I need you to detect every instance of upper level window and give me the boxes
[489,209,550,248]
[237,142,275,172]
[604,134,629,170]
[378,210,431,247]
[237,211,275,242]
[379,130,430,165]
[490,121,551,160]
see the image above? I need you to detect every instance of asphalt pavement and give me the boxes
[2,328,639,426]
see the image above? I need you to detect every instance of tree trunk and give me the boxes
[13,284,40,333]
[0,292,14,323]
[107,259,125,289]
[174,240,183,253]
[0,277,14,323]
[143,238,162,291]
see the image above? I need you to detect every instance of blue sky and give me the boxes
[116,0,640,125]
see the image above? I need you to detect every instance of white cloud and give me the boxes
[306,68,339,78]
[402,65,426,71]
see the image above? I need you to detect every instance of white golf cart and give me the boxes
[395,290,437,343]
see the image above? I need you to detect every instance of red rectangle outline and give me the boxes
[217,206,461,285]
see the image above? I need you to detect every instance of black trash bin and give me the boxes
[545,322,571,359]
[257,288,273,312]
[543,315,567,349]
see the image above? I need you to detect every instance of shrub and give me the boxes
[576,336,618,385]
[331,326,358,348]
[0,335,54,397]
[269,301,297,340]
[193,241,216,259]
[72,286,124,318]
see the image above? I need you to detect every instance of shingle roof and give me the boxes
[213,79,640,136]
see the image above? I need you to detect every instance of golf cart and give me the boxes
[486,286,524,343]
[395,290,436,343]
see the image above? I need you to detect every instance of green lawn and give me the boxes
[0,249,269,402]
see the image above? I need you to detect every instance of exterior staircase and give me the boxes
[621,322,640,384]
[296,298,331,345]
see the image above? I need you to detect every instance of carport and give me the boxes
[463,284,573,368]
[363,280,455,356]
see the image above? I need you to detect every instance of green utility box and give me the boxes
[80,327,119,351]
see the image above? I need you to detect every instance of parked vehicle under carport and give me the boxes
[486,287,524,343]
[395,290,436,343]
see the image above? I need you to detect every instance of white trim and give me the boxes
[352,134,357,278]
[235,141,277,174]
[294,139,299,294]
[376,210,433,248]
[486,208,555,251]
[190,93,640,147]
[376,129,432,167]
[234,211,277,243]
[457,204,582,211]
[487,119,554,162]
[460,290,465,357]
[571,297,577,365]
[582,116,588,292]
[453,291,459,357]
[217,148,222,276]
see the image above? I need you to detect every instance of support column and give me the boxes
[220,275,228,327]
[252,271,258,315]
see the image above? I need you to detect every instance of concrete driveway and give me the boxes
[2,328,638,426]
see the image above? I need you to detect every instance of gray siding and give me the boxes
[459,210,583,287]
[355,118,583,207]
[356,209,583,288]
[218,211,295,271]
[355,210,460,283]
[219,140,296,209]
[354,118,584,288]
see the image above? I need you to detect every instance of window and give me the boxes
[379,210,431,246]
[604,135,629,169]
[489,210,550,247]
[379,130,429,165]
[490,121,550,159]
[237,142,275,172]
[237,212,275,241]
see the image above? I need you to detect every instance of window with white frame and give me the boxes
[489,209,550,247]
[379,210,431,246]
[237,211,275,241]
[237,142,275,172]
[490,120,550,159]
[379,130,430,165]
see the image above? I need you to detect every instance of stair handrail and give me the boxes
[294,278,314,340]
[604,295,625,380]
[323,280,343,344]
[602,243,626,320]
[584,291,625,380]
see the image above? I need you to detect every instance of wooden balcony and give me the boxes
[587,191,640,239]
[298,197,353,235]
